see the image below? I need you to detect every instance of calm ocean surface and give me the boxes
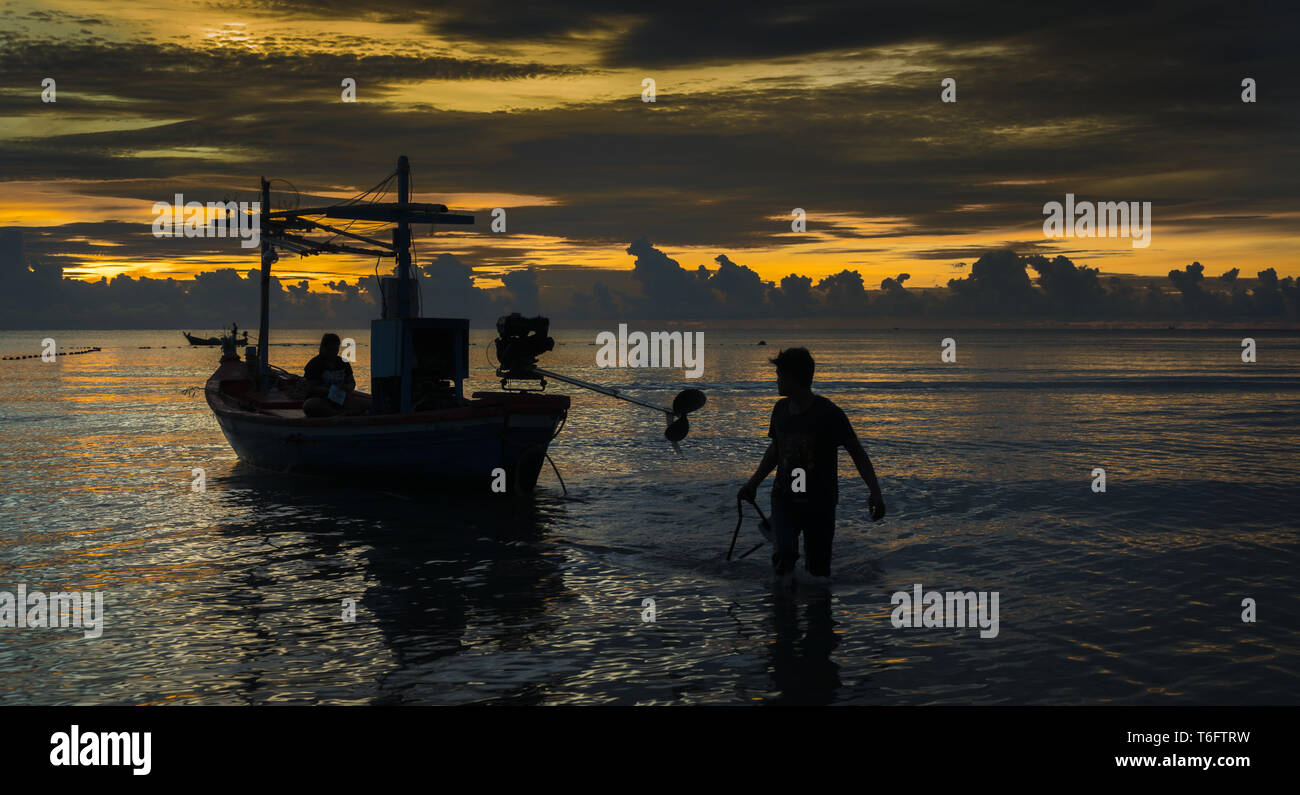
[0,328,1296,705]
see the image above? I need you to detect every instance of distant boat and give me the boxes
[185,328,250,347]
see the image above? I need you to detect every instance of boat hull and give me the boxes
[186,332,249,347]
[205,356,568,492]
[213,409,561,485]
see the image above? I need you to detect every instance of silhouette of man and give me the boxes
[738,347,885,582]
[301,333,359,417]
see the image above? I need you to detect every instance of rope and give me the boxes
[544,453,567,496]
[726,497,744,560]
[727,497,767,561]
[508,410,568,496]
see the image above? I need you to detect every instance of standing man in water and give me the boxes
[738,347,886,583]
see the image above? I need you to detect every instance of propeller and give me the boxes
[666,417,689,442]
[664,388,706,442]
[525,366,706,449]
[672,388,707,415]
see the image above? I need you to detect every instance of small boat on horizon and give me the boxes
[185,325,251,347]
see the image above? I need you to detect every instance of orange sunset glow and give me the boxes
[1,0,1296,325]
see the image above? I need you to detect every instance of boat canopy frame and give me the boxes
[253,156,475,388]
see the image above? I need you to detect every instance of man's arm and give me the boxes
[737,441,778,502]
[845,433,887,521]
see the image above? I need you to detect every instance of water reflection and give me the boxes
[210,465,567,705]
[767,589,842,705]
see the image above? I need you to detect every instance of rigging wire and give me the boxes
[411,238,422,316]
[409,171,422,316]
[342,170,396,206]
[318,171,396,247]
[373,254,385,317]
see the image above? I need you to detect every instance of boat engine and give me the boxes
[494,313,554,386]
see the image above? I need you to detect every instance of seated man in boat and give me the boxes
[299,333,368,417]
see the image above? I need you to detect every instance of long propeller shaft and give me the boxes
[529,366,674,417]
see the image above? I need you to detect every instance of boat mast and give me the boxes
[257,177,271,386]
[394,155,413,319]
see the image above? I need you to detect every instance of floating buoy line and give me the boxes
[1,346,101,361]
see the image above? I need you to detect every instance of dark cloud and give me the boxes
[4,30,1298,254]
[707,254,766,316]
[946,248,1033,312]
[500,266,541,315]
[2,2,1297,326]
[0,35,578,105]
[252,0,1300,76]
[816,269,867,315]
[1027,254,1108,316]
[625,236,713,317]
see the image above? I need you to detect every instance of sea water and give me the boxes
[0,328,1296,704]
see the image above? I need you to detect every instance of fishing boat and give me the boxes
[206,354,572,490]
[203,156,704,492]
[185,326,250,347]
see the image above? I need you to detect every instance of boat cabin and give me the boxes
[371,312,470,414]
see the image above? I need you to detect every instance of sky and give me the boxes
[0,0,1297,311]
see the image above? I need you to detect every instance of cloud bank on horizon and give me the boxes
[2,229,1297,328]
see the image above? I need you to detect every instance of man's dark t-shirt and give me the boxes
[768,394,855,507]
[304,354,353,390]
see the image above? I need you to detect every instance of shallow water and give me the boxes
[0,328,1297,704]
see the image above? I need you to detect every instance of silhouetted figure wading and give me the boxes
[738,347,885,583]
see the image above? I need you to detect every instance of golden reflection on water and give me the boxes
[0,329,1297,704]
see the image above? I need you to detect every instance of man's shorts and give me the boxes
[769,495,837,577]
